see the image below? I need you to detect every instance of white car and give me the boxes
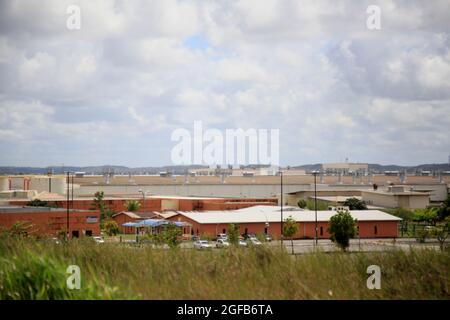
[248,238,262,245]
[194,240,213,249]
[216,238,230,248]
[93,236,105,244]
[239,239,248,247]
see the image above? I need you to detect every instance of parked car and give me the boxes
[265,235,273,242]
[93,236,105,244]
[192,235,200,241]
[194,240,213,249]
[217,233,228,240]
[216,238,230,248]
[239,239,248,247]
[247,237,262,245]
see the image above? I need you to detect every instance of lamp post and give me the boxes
[66,171,70,241]
[47,170,52,193]
[138,189,145,211]
[313,171,318,246]
[280,170,283,248]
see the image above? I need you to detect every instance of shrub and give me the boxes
[297,199,307,209]
[102,220,119,236]
[343,197,367,210]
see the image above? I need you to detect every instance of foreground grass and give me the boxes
[0,237,449,299]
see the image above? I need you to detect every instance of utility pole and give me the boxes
[314,171,318,246]
[66,171,70,241]
[280,170,283,248]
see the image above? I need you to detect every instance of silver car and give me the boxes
[194,240,213,249]
[248,237,262,245]
[93,236,105,244]
[216,238,230,248]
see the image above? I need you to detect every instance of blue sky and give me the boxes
[0,0,449,167]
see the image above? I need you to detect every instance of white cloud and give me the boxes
[0,0,449,166]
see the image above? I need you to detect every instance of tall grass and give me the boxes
[0,236,449,299]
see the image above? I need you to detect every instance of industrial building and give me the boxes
[166,206,401,239]
[361,186,431,209]
[7,195,278,213]
[321,162,369,175]
[0,206,100,238]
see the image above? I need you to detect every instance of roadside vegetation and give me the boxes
[0,234,448,300]
[385,195,450,247]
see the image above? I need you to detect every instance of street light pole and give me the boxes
[139,190,145,211]
[66,171,70,241]
[314,171,318,246]
[280,170,283,248]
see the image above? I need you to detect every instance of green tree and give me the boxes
[297,199,307,209]
[27,199,49,207]
[90,191,112,222]
[8,221,35,237]
[283,216,299,254]
[438,195,450,220]
[306,199,329,211]
[328,210,357,251]
[103,220,119,236]
[413,208,439,225]
[91,191,105,212]
[162,223,182,248]
[227,223,240,246]
[431,217,450,251]
[343,197,368,210]
[124,200,141,212]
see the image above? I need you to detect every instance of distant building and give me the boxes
[361,186,430,209]
[322,163,369,175]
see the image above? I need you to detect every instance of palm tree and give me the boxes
[124,200,141,212]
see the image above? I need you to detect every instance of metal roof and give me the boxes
[172,206,402,224]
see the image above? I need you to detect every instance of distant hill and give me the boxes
[1,163,449,175]
[0,165,208,175]
[287,163,450,173]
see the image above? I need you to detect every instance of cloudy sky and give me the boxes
[0,0,449,167]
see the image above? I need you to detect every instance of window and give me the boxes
[85,230,92,236]
[320,226,323,236]
[374,225,378,235]
[244,228,248,235]
[264,227,268,234]
[72,230,79,238]
[223,228,226,234]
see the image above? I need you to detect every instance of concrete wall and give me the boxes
[407,195,430,209]
[0,177,9,192]
[76,184,306,198]
[409,184,448,202]
[362,191,398,208]
[10,177,27,190]
[362,191,430,209]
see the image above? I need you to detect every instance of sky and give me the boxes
[0,0,449,167]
